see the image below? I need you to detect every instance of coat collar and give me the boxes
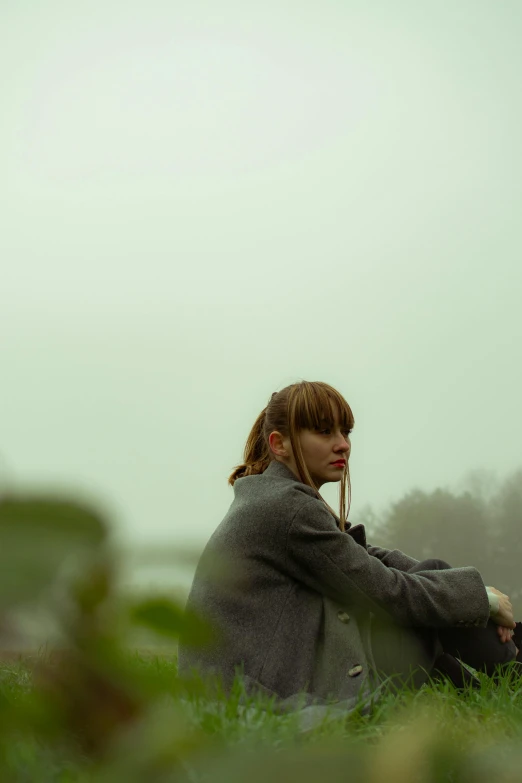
[263,459,305,482]
[261,460,367,546]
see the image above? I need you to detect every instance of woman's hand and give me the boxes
[496,624,519,656]
[488,586,516,630]
[497,624,515,644]
[490,586,519,653]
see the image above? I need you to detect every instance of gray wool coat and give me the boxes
[177,460,491,714]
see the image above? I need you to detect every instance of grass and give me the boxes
[2,650,522,782]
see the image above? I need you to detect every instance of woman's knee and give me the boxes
[498,639,518,665]
[445,627,518,676]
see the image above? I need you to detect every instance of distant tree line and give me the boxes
[353,468,522,617]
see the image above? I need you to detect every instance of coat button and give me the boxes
[337,611,350,623]
[348,665,363,677]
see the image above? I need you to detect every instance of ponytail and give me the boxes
[228,404,273,486]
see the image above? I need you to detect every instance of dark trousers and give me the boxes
[371,558,520,688]
[409,559,519,677]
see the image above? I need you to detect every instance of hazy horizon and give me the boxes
[2,1,521,564]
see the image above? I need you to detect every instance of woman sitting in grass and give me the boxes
[178,380,521,709]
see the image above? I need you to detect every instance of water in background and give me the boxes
[1,546,200,654]
[117,552,196,600]
[116,539,204,593]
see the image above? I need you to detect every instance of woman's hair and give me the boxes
[228,380,354,532]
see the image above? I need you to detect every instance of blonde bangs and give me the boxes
[290,382,354,434]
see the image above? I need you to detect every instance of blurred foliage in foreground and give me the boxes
[2,490,522,782]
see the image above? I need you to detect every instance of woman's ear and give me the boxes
[268,431,287,458]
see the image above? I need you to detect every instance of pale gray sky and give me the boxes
[2,1,522,574]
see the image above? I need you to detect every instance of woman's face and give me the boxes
[269,403,351,488]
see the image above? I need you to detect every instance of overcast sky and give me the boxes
[2,1,521,583]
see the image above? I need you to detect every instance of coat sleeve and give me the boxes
[366,544,420,571]
[285,498,490,628]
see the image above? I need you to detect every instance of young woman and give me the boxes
[178,381,521,711]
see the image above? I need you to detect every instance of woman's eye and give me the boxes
[320,429,352,436]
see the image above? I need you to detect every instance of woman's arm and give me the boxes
[366,544,420,571]
[285,498,490,629]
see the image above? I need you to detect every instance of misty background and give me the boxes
[1,1,521,602]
